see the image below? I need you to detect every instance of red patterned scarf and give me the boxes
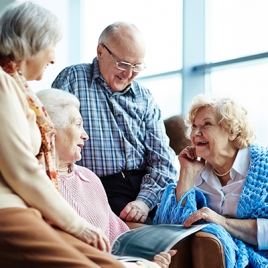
[0,56,58,189]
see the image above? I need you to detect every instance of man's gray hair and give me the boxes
[36,88,80,129]
[0,1,62,61]
[98,21,140,44]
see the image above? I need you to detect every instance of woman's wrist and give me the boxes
[176,167,197,200]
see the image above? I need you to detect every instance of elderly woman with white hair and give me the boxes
[37,88,177,268]
[0,1,125,267]
[154,94,268,268]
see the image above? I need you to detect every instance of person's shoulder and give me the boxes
[0,68,21,93]
[76,164,92,173]
[59,62,93,75]
[52,62,94,86]
[76,165,99,179]
[131,80,154,99]
[0,68,29,111]
[132,80,150,92]
[249,143,268,153]
[249,143,268,162]
[0,68,12,82]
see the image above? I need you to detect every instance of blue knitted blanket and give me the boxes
[154,144,268,268]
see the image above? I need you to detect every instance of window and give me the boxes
[207,0,268,62]
[205,0,268,146]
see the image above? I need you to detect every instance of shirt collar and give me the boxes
[73,164,90,182]
[232,147,250,177]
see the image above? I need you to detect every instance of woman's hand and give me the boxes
[77,222,111,252]
[183,207,224,227]
[184,208,258,246]
[178,146,205,171]
[176,146,205,200]
[153,250,177,268]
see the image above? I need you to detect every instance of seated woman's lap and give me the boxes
[0,207,124,268]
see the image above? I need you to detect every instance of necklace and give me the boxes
[213,168,231,177]
[57,166,72,174]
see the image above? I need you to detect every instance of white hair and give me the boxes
[36,89,80,129]
[0,1,62,61]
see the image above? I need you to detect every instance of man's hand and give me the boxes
[119,200,150,223]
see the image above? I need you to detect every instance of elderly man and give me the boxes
[52,21,178,224]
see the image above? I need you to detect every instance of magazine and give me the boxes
[111,223,207,260]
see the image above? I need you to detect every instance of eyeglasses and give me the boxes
[102,44,146,73]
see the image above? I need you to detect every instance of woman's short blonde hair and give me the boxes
[185,94,256,149]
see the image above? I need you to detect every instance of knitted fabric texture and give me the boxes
[58,165,129,244]
[154,144,268,268]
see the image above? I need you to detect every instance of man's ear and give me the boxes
[97,44,104,58]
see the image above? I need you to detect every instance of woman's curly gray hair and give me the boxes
[0,1,62,61]
[185,94,256,149]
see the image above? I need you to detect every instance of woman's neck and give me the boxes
[210,148,239,186]
[57,163,72,175]
[210,148,238,171]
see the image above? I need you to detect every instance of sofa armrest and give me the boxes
[170,235,192,268]
[191,231,226,268]
[171,231,226,268]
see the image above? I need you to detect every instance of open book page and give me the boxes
[111,224,207,260]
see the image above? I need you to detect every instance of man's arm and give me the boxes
[137,92,178,208]
[52,66,74,93]
[120,88,178,222]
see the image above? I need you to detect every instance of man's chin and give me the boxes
[111,83,129,92]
